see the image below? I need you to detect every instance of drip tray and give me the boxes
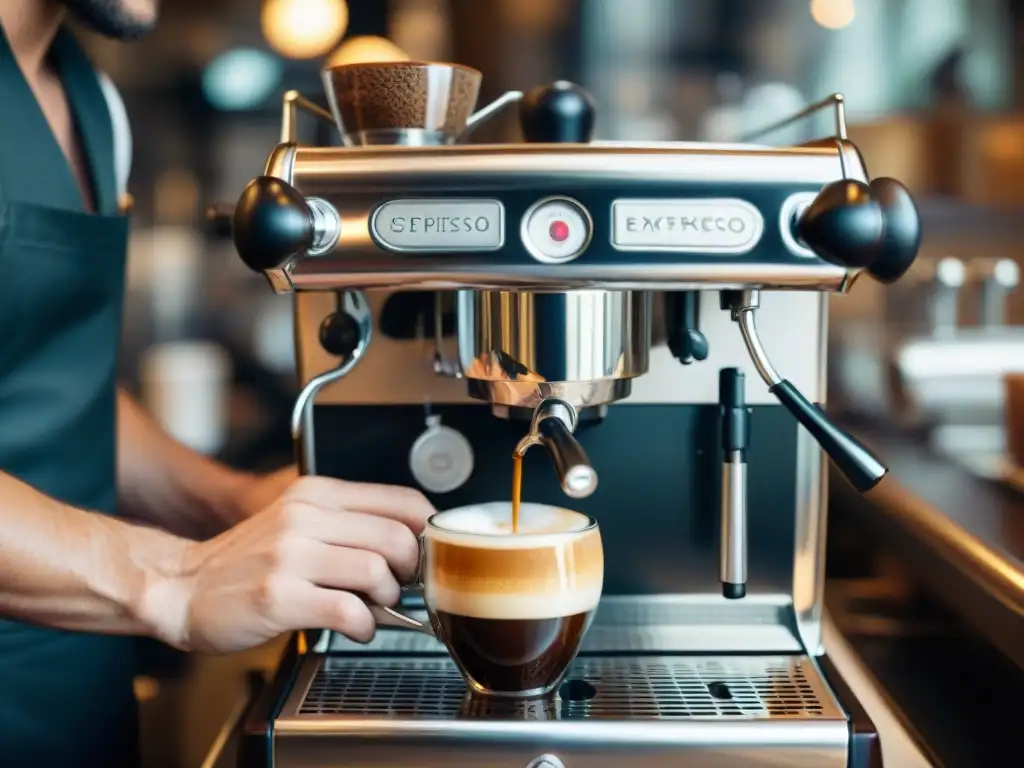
[293,655,836,720]
[273,655,849,767]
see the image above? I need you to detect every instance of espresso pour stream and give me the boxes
[511,453,523,533]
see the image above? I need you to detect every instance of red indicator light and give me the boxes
[549,220,570,242]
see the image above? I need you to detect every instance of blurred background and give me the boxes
[70,1,1023,766]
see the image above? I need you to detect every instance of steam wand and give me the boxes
[718,368,748,600]
[515,399,598,500]
[724,290,887,493]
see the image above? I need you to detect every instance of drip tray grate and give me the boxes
[294,655,838,720]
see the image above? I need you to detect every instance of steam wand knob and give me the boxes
[796,176,921,283]
[520,81,597,144]
[233,176,315,272]
[724,290,887,493]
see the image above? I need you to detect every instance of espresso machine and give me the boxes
[227,62,920,768]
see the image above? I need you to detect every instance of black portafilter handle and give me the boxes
[232,176,314,273]
[770,380,887,492]
[520,81,597,143]
[797,176,922,284]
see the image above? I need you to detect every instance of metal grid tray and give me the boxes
[284,654,843,722]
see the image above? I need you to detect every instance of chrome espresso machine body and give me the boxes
[228,66,921,768]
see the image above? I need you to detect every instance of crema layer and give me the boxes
[424,503,603,620]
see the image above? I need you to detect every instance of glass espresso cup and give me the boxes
[371,501,603,698]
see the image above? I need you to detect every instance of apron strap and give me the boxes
[97,72,132,203]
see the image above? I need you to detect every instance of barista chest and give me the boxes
[22,67,96,214]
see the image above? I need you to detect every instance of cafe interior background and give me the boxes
[65,0,1024,765]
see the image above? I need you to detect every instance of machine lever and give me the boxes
[520,81,596,143]
[796,176,921,283]
[233,176,314,272]
[516,399,598,499]
[718,368,748,600]
[727,290,887,493]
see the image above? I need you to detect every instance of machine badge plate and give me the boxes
[371,199,505,253]
[611,198,764,254]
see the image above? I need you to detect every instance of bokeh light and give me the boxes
[324,35,409,68]
[202,48,283,111]
[810,0,856,30]
[262,0,349,59]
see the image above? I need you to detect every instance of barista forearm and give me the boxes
[116,389,251,539]
[0,470,189,641]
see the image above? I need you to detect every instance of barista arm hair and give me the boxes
[0,468,188,641]
[116,389,253,540]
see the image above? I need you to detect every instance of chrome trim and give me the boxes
[462,90,525,134]
[466,378,632,410]
[288,263,852,292]
[265,143,298,184]
[265,269,295,294]
[456,289,651,399]
[779,192,819,259]
[732,291,783,387]
[291,291,372,475]
[306,197,342,256]
[721,459,748,586]
[281,90,335,144]
[742,93,848,143]
[290,142,867,186]
[794,293,830,655]
[342,128,456,147]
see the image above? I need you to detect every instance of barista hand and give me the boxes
[161,476,435,653]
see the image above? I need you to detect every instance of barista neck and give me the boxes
[0,0,67,78]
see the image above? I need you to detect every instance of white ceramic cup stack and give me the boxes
[140,340,232,456]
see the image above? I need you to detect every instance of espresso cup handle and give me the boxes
[368,604,435,635]
[367,531,435,636]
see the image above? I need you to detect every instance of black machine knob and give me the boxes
[798,180,882,269]
[319,312,362,359]
[796,177,921,282]
[232,176,314,272]
[520,81,596,143]
[866,178,922,283]
[667,292,710,365]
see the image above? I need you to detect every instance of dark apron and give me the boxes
[0,25,139,767]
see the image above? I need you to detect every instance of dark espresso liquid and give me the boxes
[511,453,523,533]
[433,610,592,694]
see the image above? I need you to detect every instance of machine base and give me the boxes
[240,641,866,767]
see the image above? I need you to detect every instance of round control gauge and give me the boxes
[408,416,474,494]
[521,196,593,264]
